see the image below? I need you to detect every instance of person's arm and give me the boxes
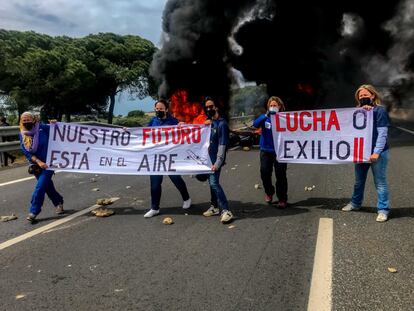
[19,134,33,163]
[39,122,50,134]
[213,121,229,170]
[373,127,388,154]
[252,114,267,128]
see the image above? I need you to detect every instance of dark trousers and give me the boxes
[260,151,288,202]
[2,152,15,166]
[150,175,190,210]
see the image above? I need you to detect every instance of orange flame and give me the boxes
[170,90,207,124]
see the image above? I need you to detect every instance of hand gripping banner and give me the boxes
[271,108,373,164]
[46,123,212,175]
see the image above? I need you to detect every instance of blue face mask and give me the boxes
[359,97,373,106]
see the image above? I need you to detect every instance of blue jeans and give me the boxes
[351,149,390,214]
[208,169,229,212]
[150,175,190,210]
[30,170,63,215]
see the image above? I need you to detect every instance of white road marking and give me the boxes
[0,197,119,251]
[0,176,35,187]
[396,126,414,135]
[0,171,62,187]
[307,218,333,311]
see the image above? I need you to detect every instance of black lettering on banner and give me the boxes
[157,154,168,171]
[297,140,308,159]
[336,141,350,160]
[121,131,130,146]
[284,140,294,159]
[318,141,327,159]
[88,128,98,144]
[169,154,177,172]
[138,155,150,171]
[353,110,367,130]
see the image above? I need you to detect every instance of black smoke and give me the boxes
[151,0,413,112]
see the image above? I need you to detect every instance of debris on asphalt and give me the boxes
[162,217,174,225]
[254,184,262,189]
[387,267,398,273]
[231,167,236,170]
[96,198,116,206]
[243,146,250,151]
[91,188,100,192]
[90,178,97,183]
[126,186,131,189]
[15,294,25,300]
[114,289,124,293]
[304,185,316,191]
[0,214,18,222]
[91,208,115,217]
[228,225,236,229]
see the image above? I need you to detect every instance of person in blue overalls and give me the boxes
[202,97,234,224]
[144,99,192,218]
[253,96,288,208]
[19,112,64,222]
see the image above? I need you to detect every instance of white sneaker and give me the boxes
[376,213,388,222]
[342,203,361,212]
[203,205,220,217]
[182,198,192,209]
[144,209,160,218]
[220,210,234,224]
[55,204,64,214]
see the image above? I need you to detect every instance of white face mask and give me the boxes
[268,107,279,114]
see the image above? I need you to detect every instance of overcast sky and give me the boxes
[0,0,167,114]
[0,0,166,45]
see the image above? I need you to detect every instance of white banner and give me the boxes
[46,123,213,175]
[271,108,373,164]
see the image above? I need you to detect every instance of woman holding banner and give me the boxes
[19,112,64,222]
[253,96,288,208]
[342,85,391,222]
[144,99,192,218]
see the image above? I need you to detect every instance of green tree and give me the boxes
[81,33,158,124]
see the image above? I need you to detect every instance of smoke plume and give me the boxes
[151,0,413,112]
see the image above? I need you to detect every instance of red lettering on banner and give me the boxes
[327,111,340,131]
[353,137,358,163]
[142,128,151,146]
[299,112,312,131]
[313,111,326,131]
[286,113,298,131]
[275,114,286,132]
[359,137,364,162]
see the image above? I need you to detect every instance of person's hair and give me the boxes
[155,99,169,110]
[354,84,382,107]
[267,96,285,111]
[0,116,6,123]
[203,96,215,107]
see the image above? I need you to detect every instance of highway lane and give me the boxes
[0,126,413,310]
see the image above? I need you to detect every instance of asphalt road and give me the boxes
[0,125,413,311]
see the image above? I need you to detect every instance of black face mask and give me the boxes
[206,108,216,118]
[23,122,34,130]
[156,110,166,119]
[359,97,373,106]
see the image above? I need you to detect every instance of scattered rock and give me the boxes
[126,186,131,189]
[243,146,250,151]
[304,186,314,191]
[96,198,116,206]
[387,267,397,273]
[163,217,174,225]
[228,225,236,229]
[254,184,262,189]
[91,188,100,192]
[0,214,18,222]
[90,178,97,183]
[231,167,236,170]
[15,294,25,300]
[91,208,115,217]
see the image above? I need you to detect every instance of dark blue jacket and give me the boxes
[19,123,50,163]
[253,114,275,153]
[148,114,179,127]
[209,117,229,165]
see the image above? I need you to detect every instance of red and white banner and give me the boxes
[271,108,373,164]
[46,123,212,175]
